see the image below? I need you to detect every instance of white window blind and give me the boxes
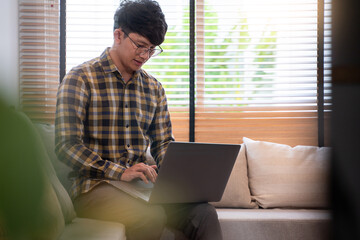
[65,0,118,70]
[194,0,332,146]
[19,0,59,123]
[63,0,331,145]
[324,0,332,145]
[143,1,190,141]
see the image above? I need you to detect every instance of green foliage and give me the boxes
[144,2,278,108]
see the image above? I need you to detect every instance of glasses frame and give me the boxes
[123,31,163,58]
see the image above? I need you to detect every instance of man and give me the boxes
[55,0,222,239]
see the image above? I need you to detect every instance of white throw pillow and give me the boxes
[211,144,257,208]
[243,137,331,209]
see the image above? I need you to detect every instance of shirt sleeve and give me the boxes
[148,82,174,167]
[55,70,126,180]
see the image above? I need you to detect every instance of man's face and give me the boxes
[115,29,154,73]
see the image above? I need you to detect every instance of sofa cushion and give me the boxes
[217,208,331,240]
[58,218,126,240]
[35,123,77,223]
[243,137,330,208]
[211,144,257,208]
[34,123,74,192]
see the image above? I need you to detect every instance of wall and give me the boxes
[0,0,19,106]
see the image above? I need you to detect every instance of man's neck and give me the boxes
[108,47,133,83]
[121,73,132,83]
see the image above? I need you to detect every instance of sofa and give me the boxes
[212,137,331,240]
[0,108,332,239]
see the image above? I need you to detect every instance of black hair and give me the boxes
[114,0,168,46]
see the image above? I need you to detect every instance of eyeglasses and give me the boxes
[123,31,163,58]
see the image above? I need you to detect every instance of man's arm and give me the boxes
[55,72,125,181]
[147,83,174,168]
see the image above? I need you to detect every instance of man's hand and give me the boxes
[120,163,158,183]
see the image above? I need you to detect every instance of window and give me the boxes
[19,0,331,146]
[191,0,332,146]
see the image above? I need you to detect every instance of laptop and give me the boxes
[109,141,240,204]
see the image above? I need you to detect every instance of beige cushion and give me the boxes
[35,123,77,223]
[244,137,331,208]
[34,123,74,193]
[211,144,257,208]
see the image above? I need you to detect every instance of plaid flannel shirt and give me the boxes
[55,48,174,199]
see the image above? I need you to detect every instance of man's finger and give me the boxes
[135,164,155,183]
[136,171,149,183]
[143,166,157,183]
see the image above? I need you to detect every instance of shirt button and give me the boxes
[125,104,128,108]
[127,144,130,148]
[126,124,129,128]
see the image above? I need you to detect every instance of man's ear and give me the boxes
[114,28,123,43]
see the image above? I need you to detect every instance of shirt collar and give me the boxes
[100,47,118,74]
[100,47,142,82]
